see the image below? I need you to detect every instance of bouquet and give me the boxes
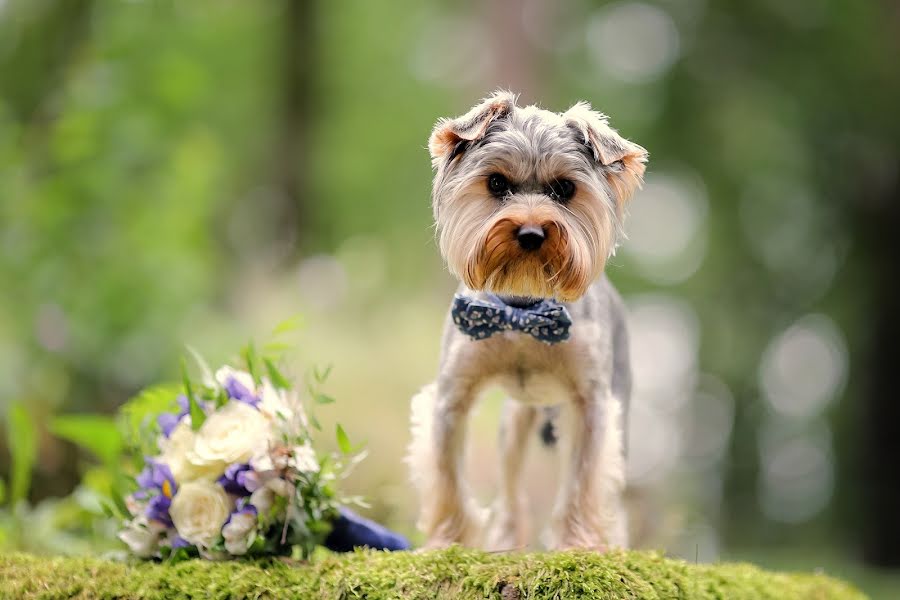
[117,346,406,561]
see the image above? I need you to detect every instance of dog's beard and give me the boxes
[441,197,612,302]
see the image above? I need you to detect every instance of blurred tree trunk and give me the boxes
[860,160,900,567]
[273,0,316,257]
[486,0,537,99]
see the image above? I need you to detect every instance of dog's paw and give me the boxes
[484,503,529,551]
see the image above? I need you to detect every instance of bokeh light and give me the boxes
[622,169,708,285]
[586,2,680,84]
[759,314,847,420]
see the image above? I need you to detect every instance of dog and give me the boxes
[408,91,647,551]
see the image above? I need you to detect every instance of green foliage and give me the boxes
[181,357,205,431]
[335,424,352,454]
[5,403,37,507]
[263,358,291,390]
[242,343,262,386]
[0,549,865,600]
[117,383,181,460]
[49,416,122,468]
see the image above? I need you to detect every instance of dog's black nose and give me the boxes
[516,225,545,251]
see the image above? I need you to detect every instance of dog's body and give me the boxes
[408,92,646,551]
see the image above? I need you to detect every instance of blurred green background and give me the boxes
[1,0,899,596]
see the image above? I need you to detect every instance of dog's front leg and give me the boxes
[485,399,536,551]
[548,386,627,551]
[408,380,485,548]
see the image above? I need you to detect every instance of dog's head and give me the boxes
[429,91,647,302]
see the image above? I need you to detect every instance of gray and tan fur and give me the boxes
[408,91,647,550]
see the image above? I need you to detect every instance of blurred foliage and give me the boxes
[1,402,118,554]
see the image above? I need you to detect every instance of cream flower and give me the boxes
[249,487,274,515]
[222,511,257,555]
[289,442,320,474]
[250,448,287,473]
[188,402,273,473]
[265,477,294,497]
[158,420,222,483]
[169,480,232,548]
[118,515,165,558]
[258,379,307,428]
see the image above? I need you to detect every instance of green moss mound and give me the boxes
[0,547,864,599]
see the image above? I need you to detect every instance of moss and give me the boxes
[0,548,865,599]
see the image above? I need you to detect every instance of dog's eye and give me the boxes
[487,173,511,197]
[547,179,576,202]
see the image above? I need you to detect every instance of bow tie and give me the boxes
[451,294,572,344]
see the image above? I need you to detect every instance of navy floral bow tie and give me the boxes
[451,294,572,344]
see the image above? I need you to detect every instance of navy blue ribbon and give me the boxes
[323,507,410,552]
[451,294,572,344]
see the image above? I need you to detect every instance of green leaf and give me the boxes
[119,383,181,438]
[185,344,214,387]
[167,546,192,564]
[313,364,332,384]
[99,501,115,518]
[50,415,123,468]
[242,343,261,385]
[188,396,205,431]
[0,478,6,504]
[309,412,321,432]
[262,341,292,355]
[314,393,335,405]
[335,424,352,454]
[264,358,291,389]
[272,316,304,335]
[214,388,228,409]
[182,357,205,431]
[110,486,130,518]
[6,402,37,506]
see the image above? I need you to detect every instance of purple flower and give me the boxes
[175,394,191,419]
[147,493,173,527]
[224,376,260,408]
[156,396,190,438]
[158,395,216,437]
[171,536,191,549]
[135,460,177,526]
[218,463,254,496]
[225,502,258,525]
[157,412,180,437]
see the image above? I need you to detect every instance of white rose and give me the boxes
[222,511,257,555]
[289,442,320,474]
[159,420,221,483]
[169,480,232,548]
[188,402,273,472]
[118,516,165,558]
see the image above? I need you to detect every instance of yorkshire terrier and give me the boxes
[408,91,647,551]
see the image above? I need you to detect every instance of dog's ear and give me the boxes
[429,90,516,161]
[564,102,648,212]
